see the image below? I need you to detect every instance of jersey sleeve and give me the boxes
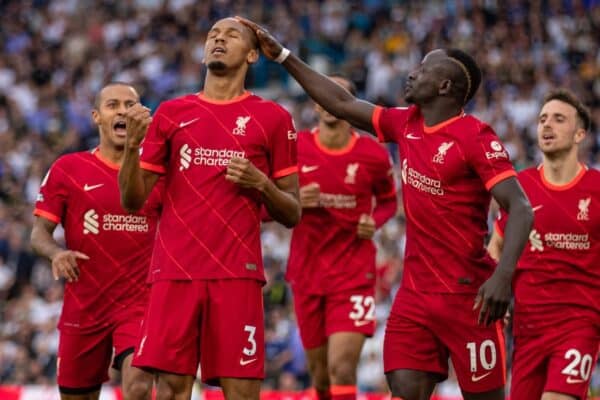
[139,104,175,174]
[33,160,68,224]
[465,124,516,191]
[269,108,298,179]
[371,106,411,143]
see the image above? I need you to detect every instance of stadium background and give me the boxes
[0,0,598,398]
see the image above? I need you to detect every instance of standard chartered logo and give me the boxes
[401,159,444,196]
[178,144,246,169]
[83,209,149,234]
[528,229,590,252]
[83,209,99,235]
[180,144,192,171]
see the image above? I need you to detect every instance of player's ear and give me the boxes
[91,109,101,126]
[439,79,452,96]
[247,48,259,64]
[574,127,586,145]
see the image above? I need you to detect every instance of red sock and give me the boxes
[330,385,356,400]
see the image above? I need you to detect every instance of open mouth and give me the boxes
[212,47,226,55]
[113,121,127,136]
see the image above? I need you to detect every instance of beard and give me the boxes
[207,61,227,73]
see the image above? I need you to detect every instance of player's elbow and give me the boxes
[277,205,301,228]
[515,197,534,232]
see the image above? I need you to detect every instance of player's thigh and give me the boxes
[120,352,153,400]
[541,393,578,400]
[305,344,329,388]
[221,377,261,400]
[57,328,112,392]
[544,326,599,400]
[132,280,205,376]
[435,296,506,393]
[383,289,449,378]
[385,369,439,400]
[202,279,265,385]
[325,286,376,339]
[510,335,547,400]
[292,289,327,349]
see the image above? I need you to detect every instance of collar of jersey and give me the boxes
[538,162,587,191]
[422,111,465,134]
[92,147,120,170]
[196,91,251,104]
[312,128,359,155]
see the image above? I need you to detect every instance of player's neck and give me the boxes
[420,102,463,127]
[202,73,246,101]
[542,152,582,186]
[317,122,352,149]
[97,144,123,167]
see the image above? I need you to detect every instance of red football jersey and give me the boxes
[372,105,516,294]
[33,149,162,333]
[495,165,600,334]
[287,129,396,294]
[139,91,297,282]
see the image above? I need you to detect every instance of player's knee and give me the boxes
[385,372,424,400]
[328,360,356,385]
[123,379,153,400]
[540,392,577,400]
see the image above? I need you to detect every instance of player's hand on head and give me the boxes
[51,250,89,283]
[225,157,268,190]
[357,214,376,239]
[124,103,152,148]
[235,16,284,60]
[299,182,320,208]
[473,269,512,326]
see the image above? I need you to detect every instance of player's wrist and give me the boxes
[274,47,290,64]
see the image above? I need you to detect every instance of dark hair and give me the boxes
[543,88,591,131]
[94,82,138,109]
[444,48,482,105]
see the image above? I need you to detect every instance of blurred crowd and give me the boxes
[0,0,599,395]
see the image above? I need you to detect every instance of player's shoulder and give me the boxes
[582,166,600,188]
[382,104,420,119]
[51,149,94,168]
[155,94,197,113]
[355,132,389,157]
[515,166,541,185]
[247,94,292,118]
[456,114,494,135]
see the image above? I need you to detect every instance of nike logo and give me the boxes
[566,376,585,384]
[406,133,421,140]
[301,165,319,173]
[239,358,257,366]
[471,372,492,382]
[532,205,543,212]
[179,117,200,129]
[84,183,104,192]
[354,320,372,327]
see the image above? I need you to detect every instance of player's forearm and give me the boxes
[373,195,398,229]
[30,224,63,261]
[260,179,301,228]
[119,145,149,213]
[282,55,373,132]
[495,199,533,276]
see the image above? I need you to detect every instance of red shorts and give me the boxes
[57,306,144,389]
[293,286,376,349]
[132,279,264,384]
[383,288,506,393]
[510,321,600,400]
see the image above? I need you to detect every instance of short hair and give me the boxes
[542,88,591,131]
[444,48,482,105]
[94,82,138,109]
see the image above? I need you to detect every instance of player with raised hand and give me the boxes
[31,82,159,400]
[237,16,533,400]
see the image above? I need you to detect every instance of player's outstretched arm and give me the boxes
[31,217,89,282]
[475,177,532,326]
[226,158,300,227]
[237,17,375,133]
[119,103,159,213]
